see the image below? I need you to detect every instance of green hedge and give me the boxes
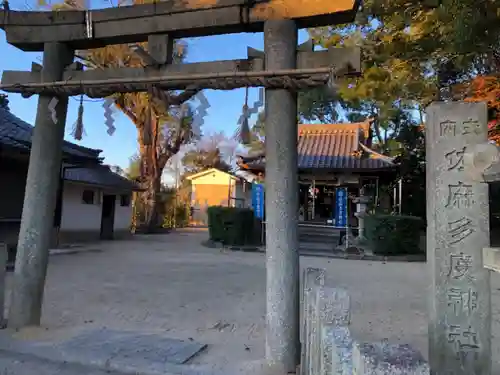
[207,206,263,246]
[364,214,423,256]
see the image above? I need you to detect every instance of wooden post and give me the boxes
[426,102,491,375]
[264,19,300,373]
[8,42,74,329]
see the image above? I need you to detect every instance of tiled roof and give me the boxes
[246,122,396,171]
[0,108,138,191]
[64,165,140,191]
[0,107,101,160]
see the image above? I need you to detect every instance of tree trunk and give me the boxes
[135,107,186,233]
[142,169,163,233]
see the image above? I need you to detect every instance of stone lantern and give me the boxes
[352,187,371,240]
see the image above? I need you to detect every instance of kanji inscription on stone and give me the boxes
[447,252,475,281]
[445,147,466,171]
[461,119,482,136]
[447,325,480,361]
[426,102,490,375]
[446,287,478,316]
[445,182,474,209]
[439,119,482,138]
[448,217,474,245]
[440,119,457,137]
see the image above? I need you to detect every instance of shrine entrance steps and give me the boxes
[298,222,342,253]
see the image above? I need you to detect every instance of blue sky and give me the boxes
[0,0,310,170]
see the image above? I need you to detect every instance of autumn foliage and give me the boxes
[462,76,500,144]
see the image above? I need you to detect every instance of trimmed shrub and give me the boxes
[364,214,423,256]
[207,206,262,246]
[162,204,189,229]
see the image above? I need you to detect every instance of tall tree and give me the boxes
[0,94,9,110]
[298,87,342,123]
[301,0,500,149]
[182,132,235,175]
[47,0,203,231]
[298,0,500,219]
[303,20,434,150]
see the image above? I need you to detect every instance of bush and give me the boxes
[207,206,262,246]
[364,214,423,256]
[162,204,190,229]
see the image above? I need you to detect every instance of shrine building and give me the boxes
[233,120,400,228]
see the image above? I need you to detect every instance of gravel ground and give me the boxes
[3,228,500,372]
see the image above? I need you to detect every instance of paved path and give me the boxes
[3,228,500,372]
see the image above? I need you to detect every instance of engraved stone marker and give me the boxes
[301,268,325,375]
[426,102,491,375]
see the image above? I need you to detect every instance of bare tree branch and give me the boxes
[160,128,187,169]
[170,89,200,105]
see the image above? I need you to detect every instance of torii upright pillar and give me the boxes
[264,20,300,373]
[8,42,74,328]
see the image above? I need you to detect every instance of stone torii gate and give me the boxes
[0,0,360,372]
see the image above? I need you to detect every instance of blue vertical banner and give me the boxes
[252,183,265,219]
[335,187,348,227]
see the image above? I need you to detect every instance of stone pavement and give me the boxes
[1,228,499,373]
[0,349,130,375]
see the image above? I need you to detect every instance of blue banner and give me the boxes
[252,183,265,219]
[335,187,348,227]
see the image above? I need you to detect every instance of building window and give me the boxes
[82,190,95,205]
[120,194,131,207]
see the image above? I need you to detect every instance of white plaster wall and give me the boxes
[60,183,133,232]
[114,197,133,230]
[61,183,102,231]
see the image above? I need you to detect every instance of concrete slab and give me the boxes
[0,329,207,375]
[0,349,132,375]
[51,329,207,365]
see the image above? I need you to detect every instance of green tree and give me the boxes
[302,29,433,150]
[301,0,500,150]
[393,120,426,218]
[298,87,342,123]
[0,94,9,110]
[125,154,141,180]
[300,0,500,219]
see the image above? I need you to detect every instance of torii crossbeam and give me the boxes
[0,0,359,50]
